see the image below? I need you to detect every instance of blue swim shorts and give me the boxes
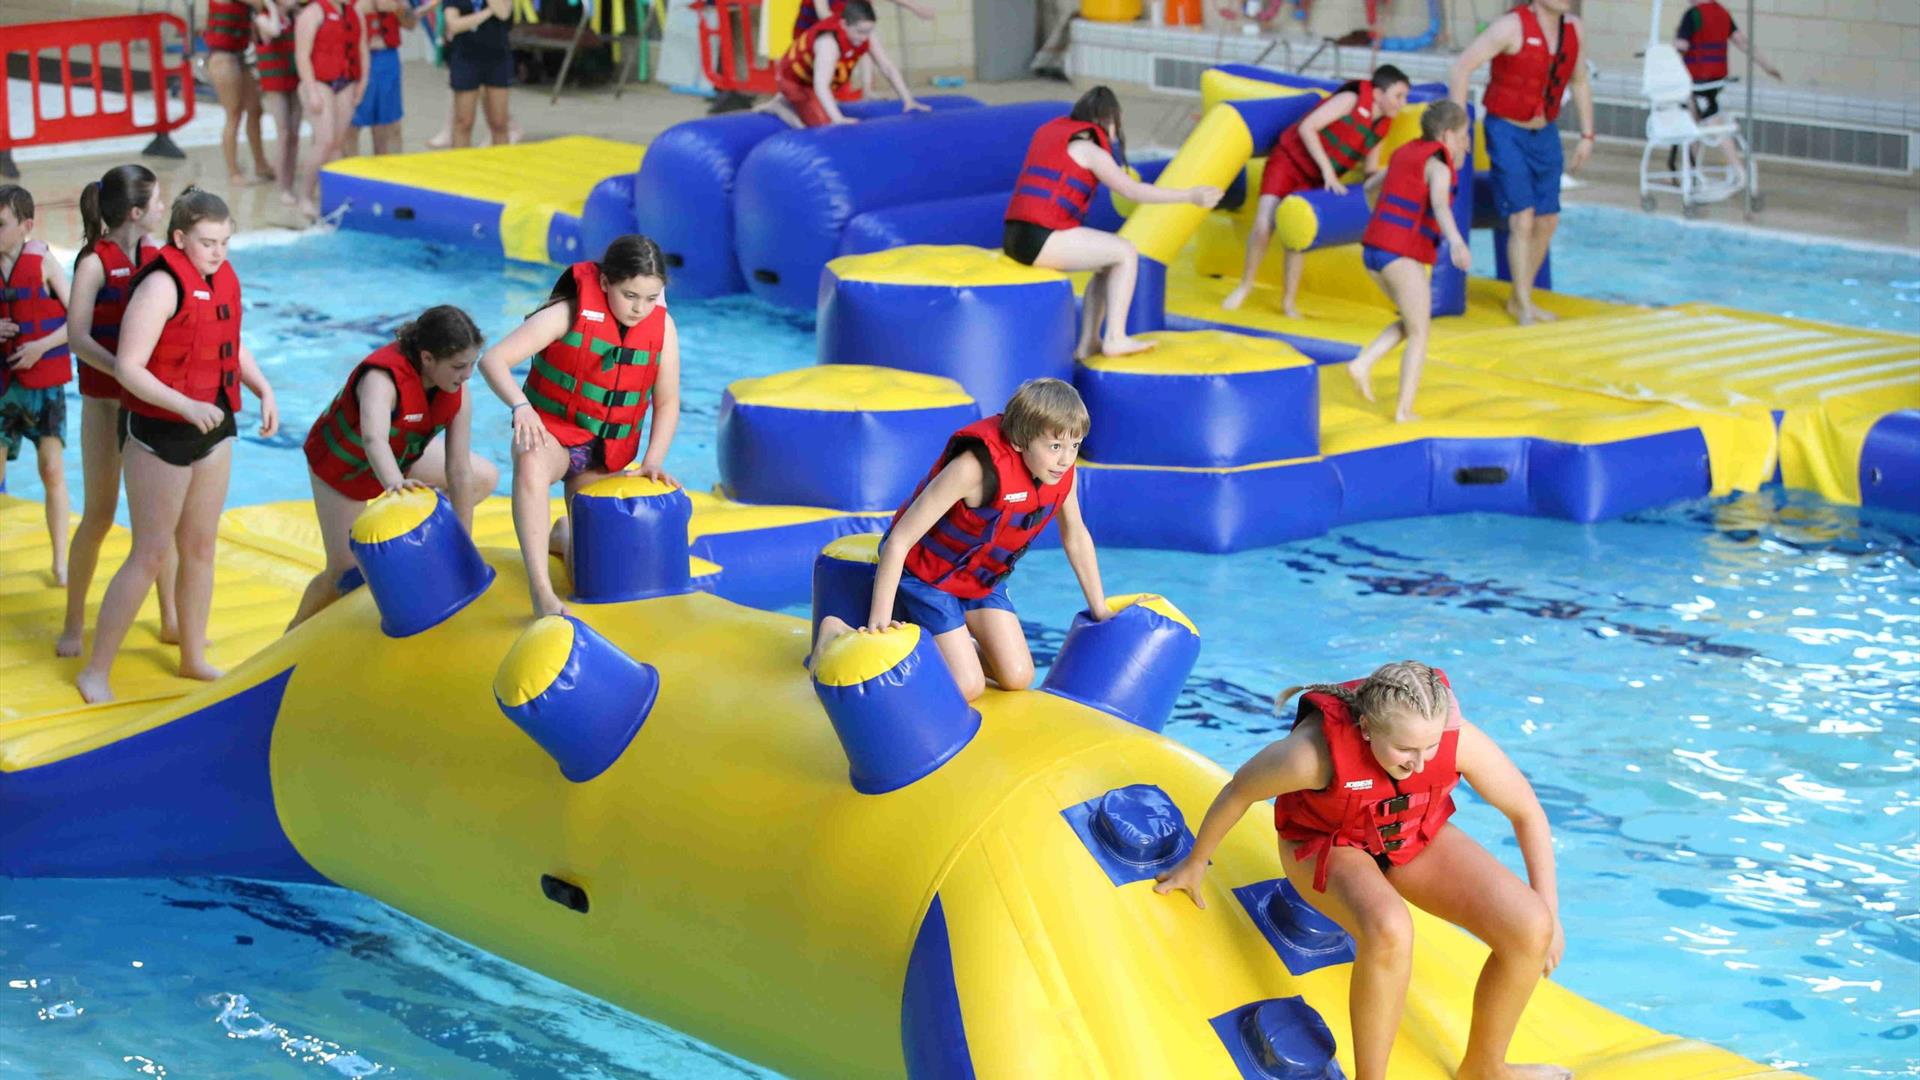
[1362,244,1402,273]
[1484,115,1564,219]
[894,573,1014,637]
[352,48,404,128]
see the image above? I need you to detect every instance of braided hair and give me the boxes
[1276,660,1452,737]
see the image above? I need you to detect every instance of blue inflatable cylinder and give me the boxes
[494,615,660,783]
[810,533,881,647]
[1120,255,1167,336]
[579,173,639,268]
[1040,594,1201,732]
[812,623,980,795]
[347,489,495,638]
[568,476,694,603]
[1274,187,1371,252]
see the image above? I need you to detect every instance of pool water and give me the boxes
[2,220,1917,1079]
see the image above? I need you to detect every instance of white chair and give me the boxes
[1638,43,1751,216]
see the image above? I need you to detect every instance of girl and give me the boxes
[254,0,307,208]
[201,0,275,188]
[1003,86,1223,359]
[347,0,417,156]
[441,0,515,149]
[288,306,496,629]
[294,0,370,219]
[58,165,180,659]
[478,235,681,619]
[1345,99,1472,424]
[1155,661,1569,1080]
[75,189,280,705]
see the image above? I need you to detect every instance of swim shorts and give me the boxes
[1484,115,1564,219]
[0,383,66,460]
[893,573,1014,637]
[353,47,404,126]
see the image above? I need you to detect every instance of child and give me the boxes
[58,165,180,659]
[1671,0,1781,179]
[1003,87,1222,359]
[1155,661,1569,1080]
[288,305,495,628]
[763,0,924,129]
[76,189,280,705]
[1344,99,1471,424]
[294,0,370,219]
[441,0,515,149]
[348,0,417,156]
[202,0,275,188]
[1222,65,1412,318]
[818,378,1110,702]
[478,235,682,619]
[0,184,73,586]
[254,0,306,207]
[793,0,931,36]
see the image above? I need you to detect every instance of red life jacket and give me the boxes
[1482,4,1580,124]
[776,14,869,92]
[305,343,464,500]
[895,415,1075,600]
[123,245,243,423]
[1361,140,1457,266]
[522,262,665,472]
[1,241,71,390]
[310,0,364,84]
[257,26,299,94]
[1005,118,1112,231]
[1273,671,1461,892]
[75,234,163,400]
[367,7,403,48]
[1681,1,1733,85]
[793,0,842,35]
[1275,80,1394,181]
[203,0,252,52]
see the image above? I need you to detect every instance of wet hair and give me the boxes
[166,186,232,242]
[395,305,483,366]
[1276,660,1453,738]
[1069,85,1126,167]
[1420,99,1469,141]
[0,184,35,224]
[80,164,159,247]
[1001,377,1090,447]
[1370,64,1410,91]
[841,0,876,22]
[540,234,668,318]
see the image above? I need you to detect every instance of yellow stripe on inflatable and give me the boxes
[812,621,921,686]
[827,245,1069,288]
[728,365,974,411]
[1080,454,1323,475]
[349,487,439,544]
[493,615,576,707]
[1119,104,1256,266]
[1079,329,1312,375]
[822,532,883,564]
[1106,592,1197,636]
[579,474,682,500]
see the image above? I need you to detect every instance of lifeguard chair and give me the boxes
[693,0,862,101]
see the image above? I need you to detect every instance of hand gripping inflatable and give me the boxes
[819,245,1076,412]
[811,622,980,795]
[1040,594,1201,732]
[348,488,496,637]
[719,365,979,512]
[1075,330,1319,468]
[568,475,695,602]
[810,532,880,646]
[495,614,661,783]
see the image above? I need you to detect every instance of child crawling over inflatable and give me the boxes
[1156,660,1570,1080]
[764,0,923,129]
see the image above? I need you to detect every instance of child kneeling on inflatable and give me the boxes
[1155,660,1569,1080]
[815,378,1110,701]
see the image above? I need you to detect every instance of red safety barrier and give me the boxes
[0,14,196,176]
[694,0,860,101]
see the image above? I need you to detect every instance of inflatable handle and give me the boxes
[569,476,694,603]
[348,488,495,638]
[810,533,882,649]
[1040,593,1201,732]
[494,615,661,783]
[812,623,980,795]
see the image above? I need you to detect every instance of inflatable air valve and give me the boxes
[348,488,495,638]
[568,476,694,603]
[810,532,881,647]
[1039,593,1201,732]
[1216,997,1341,1080]
[811,623,980,795]
[494,615,661,783]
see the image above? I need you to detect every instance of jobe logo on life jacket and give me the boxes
[1344,779,1375,790]
[1004,492,1029,504]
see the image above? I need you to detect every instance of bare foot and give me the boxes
[1281,301,1301,319]
[809,615,853,669]
[1221,283,1251,311]
[1099,336,1157,357]
[1346,360,1375,403]
[426,129,451,150]
[158,620,181,646]
[1457,1063,1572,1080]
[507,124,524,145]
[1394,408,1420,424]
[297,197,319,221]
[228,171,250,189]
[255,164,277,183]
[51,563,67,587]
[278,188,298,207]
[178,659,225,682]
[75,668,113,705]
[1532,306,1558,322]
[1505,296,1536,326]
[531,590,571,619]
[55,627,84,658]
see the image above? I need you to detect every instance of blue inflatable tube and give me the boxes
[1859,410,1920,515]
[734,101,1070,309]
[837,157,1170,258]
[579,173,638,266]
[1381,0,1444,51]
[632,97,980,299]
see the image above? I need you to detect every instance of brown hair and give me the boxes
[80,164,158,247]
[0,184,35,224]
[395,305,484,365]
[166,186,232,242]
[539,233,669,320]
[1276,659,1452,737]
[1069,85,1126,167]
[1001,377,1090,447]
[1419,99,1469,142]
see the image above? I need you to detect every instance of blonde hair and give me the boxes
[1001,378,1090,448]
[1420,99,1469,141]
[1276,659,1452,737]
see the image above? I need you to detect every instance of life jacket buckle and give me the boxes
[1379,794,1413,815]
[1377,821,1403,839]
[1380,838,1406,852]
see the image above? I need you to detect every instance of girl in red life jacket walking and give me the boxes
[1156,661,1569,1080]
[293,0,370,219]
[0,185,73,588]
[1344,100,1472,425]
[58,165,179,659]
[77,190,281,705]
[1003,87,1223,360]
[812,378,1111,702]
[287,305,498,629]
[478,235,682,620]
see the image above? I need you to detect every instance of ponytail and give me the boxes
[80,182,105,247]
[82,164,159,248]
[394,305,484,366]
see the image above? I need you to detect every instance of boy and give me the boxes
[763,0,925,129]
[1670,0,1782,178]
[1344,100,1471,424]
[1224,65,1412,319]
[0,184,73,584]
[818,378,1111,701]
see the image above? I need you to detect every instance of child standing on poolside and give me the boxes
[0,184,74,587]
[1345,99,1471,424]
[1156,660,1569,1080]
[478,235,681,619]
[293,0,369,219]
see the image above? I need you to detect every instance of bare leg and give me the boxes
[965,607,1034,692]
[170,441,233,682]
[757,95,805,130]
[928,624,988,701]
[481,85,511,147]
[264,91,303,206]
[1345,264,1401,405]
[242,75,272,180]
[287,470,368,630]
[1503,208,1536,325]
[37,435,68,585]
[372,120,402,155]
[1032,227,1155,356]
[1279,843,1415,1080]
[427,97,454,148]
[60,398,123,655]
[1389,825,1569,1080]
[1374,258,1433,422]
[1224,194,1280,311]
[809,614,855,668]
[511,439,575,618]
[206,51,250,186]
[1523,212,1558,322]
[75,441,193,704]
[450,89,480,148]
[1075,269,1107,361]
[299,84,357,219]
